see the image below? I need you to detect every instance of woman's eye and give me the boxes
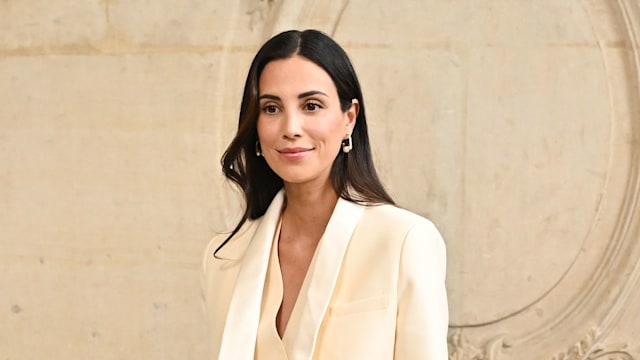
[263,105,278,114]
[304,102,322,111]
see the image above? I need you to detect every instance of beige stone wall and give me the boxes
[1,1,639,359]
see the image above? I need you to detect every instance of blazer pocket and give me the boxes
[330,294,389,316]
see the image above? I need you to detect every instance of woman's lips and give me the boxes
[278,147,313,160]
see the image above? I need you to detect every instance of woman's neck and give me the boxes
[281,180,339,242]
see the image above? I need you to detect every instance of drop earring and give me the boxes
[255,141,262,157]
[341,135,352,153]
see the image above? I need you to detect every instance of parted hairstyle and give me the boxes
[216,29,394,256]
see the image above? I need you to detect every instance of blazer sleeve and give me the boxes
[394,220,449,359]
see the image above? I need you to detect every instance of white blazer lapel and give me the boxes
[218,190,285,360]
[284,198,364,360]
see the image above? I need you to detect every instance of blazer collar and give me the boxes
[284,197,364,359]
[218,190,285,359]
[218,190,364,360]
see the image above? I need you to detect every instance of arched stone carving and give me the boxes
[447,0,640,357]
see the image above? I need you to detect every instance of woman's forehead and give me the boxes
[258,56,337,97]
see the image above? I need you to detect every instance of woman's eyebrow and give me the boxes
[298,90,328,99]
[258,94,280,101]
[258,91,328,101]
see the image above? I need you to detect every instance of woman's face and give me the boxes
[257,56,358,187]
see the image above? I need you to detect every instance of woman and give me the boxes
[202,29,448,359]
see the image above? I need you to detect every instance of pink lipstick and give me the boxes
[278,147,312,160]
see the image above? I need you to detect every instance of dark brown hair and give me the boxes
[216,29,394,256]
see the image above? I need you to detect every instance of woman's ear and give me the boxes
[345,99,359,132]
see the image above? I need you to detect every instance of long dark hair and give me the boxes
[216,29,394,256]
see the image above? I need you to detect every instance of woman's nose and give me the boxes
[282,110,302,139]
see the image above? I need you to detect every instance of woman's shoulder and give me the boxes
[203,219,260,261]
[350,203,445,264]
[356,203,445,248]
[361,203,437,231]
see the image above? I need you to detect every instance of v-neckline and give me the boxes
[221,191,365,360]
[273,214,318,342]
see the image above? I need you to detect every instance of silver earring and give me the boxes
[255,141,262,157]
[341,135,352,153]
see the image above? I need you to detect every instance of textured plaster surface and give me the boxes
[1,0,639,359]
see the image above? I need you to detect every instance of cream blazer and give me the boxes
[202,191,448,359]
